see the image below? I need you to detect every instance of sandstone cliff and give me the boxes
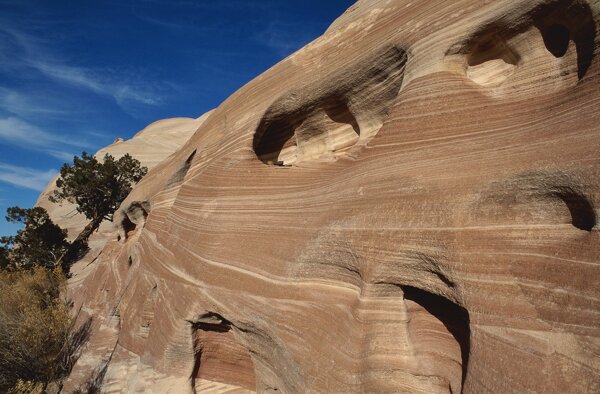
[44,1,600,392]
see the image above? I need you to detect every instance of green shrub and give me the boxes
[50,152,147,242]
[0,207,70,270]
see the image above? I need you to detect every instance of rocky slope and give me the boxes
[46,0,600,392]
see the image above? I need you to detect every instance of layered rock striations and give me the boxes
[51,1,600,392]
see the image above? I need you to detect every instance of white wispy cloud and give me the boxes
[256,21,313,57]
[0,116,87,160]
[0,87,68,118]
[0,116,85,148]
[0,25,164,112]
[46,150,77,162]
[0,163,56,191]
[28,60,162,107]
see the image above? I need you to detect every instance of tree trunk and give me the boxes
[75,216,103,244]
[63,217,104,270]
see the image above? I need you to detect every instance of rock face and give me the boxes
[55,1,600,392]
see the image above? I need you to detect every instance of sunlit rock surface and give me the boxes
[51,1,600,392]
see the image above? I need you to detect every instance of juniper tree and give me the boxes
[0,207,69,270]
[50,152,147,242]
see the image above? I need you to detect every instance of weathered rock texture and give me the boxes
[51,0,600,392]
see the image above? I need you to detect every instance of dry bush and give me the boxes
[0,267,80,391]
[7,379,44,394]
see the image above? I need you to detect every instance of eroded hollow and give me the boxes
[449,0,597,86]
[120,216,136,239]
[402,286,470,393]
[553,189,596,231]
[168,149,197,186]
[255,118,296,166]
[534,0,596,79]
[543,24,571,57]
[467,35,520,67]
[464,32,520,87]
[254,46,406,166]
[256,98,360,165]
[474,172,597,231]
[117,201,150,241]
[190,313,256,392]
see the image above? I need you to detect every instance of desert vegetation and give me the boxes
[50,152,148,243]
[0,267,77,392]
[0,152,146,391]
[0,208,80,392]
[0,207,70,271]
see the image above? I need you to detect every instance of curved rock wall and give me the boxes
[61,1,600,393]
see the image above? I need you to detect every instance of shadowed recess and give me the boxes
[474,170,597,232]
[532,0,596,79]
[120,216,136,238]
[466,31,520,67]
[402,285,471,390]
[190,312,256,392]
[553,188,596,231]
[448,0,597,86]
[167,149,197,186]
[543,24,571,57]
[117,201,150,241]
[254,97,360,166]
[254,46,406,165]
[460,26,521,87]
[254,115,306,166]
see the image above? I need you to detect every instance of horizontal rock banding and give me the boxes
[54,0,600,392]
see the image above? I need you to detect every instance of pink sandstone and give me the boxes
[37,1,600,392]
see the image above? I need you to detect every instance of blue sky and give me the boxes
[0,0,355,235]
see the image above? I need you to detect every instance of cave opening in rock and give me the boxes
[402,285,471,389]
[121,216,136,239]
[463,33,520,87]
[554,189,596,231]
[254,118,298,166]
[168,149,197,186]
[467,35,519,67]
[190,313,256,392]
[324,100,360,135]
[254,96,361,166]
[533,0,596,79]
[543,24,571,57]
[253,46,406,166]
